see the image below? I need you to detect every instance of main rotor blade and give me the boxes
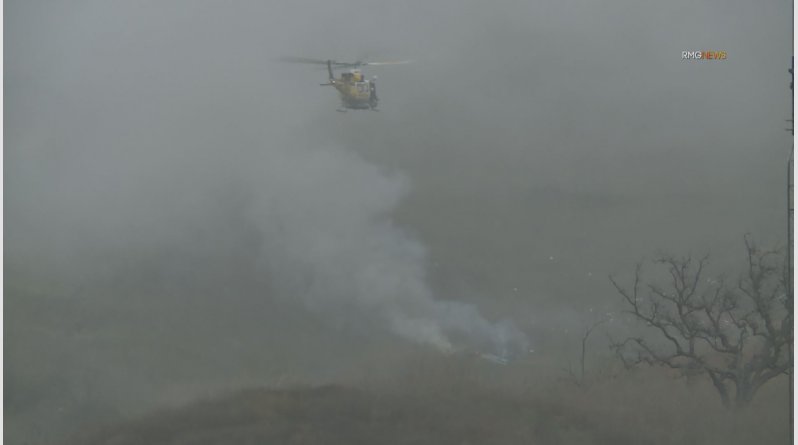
[280,57,414,69]
[279,56,330,65]
[361,60,414,66]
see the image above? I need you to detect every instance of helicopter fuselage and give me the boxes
[333,80,372,109]
[282,57,409,111]
[324,69,377,110]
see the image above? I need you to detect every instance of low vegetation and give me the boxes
[67,354,790,445]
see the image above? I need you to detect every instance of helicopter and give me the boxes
[280,57,412,111]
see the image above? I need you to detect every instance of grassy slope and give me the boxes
[67,365,790,445]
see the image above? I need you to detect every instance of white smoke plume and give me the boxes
[7,131,526,357]
[246,144,526,354]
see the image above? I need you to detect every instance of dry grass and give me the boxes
[65,354,791,445]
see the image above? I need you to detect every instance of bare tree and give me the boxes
[566,318,607,389]
[608,235,792,409]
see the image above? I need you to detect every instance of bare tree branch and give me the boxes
[609,237,792,409]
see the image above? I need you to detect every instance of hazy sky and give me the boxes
[5,0,793,441]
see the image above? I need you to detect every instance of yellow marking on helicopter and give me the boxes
[280,57,413,111]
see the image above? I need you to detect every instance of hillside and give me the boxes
[66,371,789,445]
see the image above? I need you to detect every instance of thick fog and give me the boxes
[5,0,792,442]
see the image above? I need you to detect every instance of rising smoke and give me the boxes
[8,138,526,354]
[238,143,527,354]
